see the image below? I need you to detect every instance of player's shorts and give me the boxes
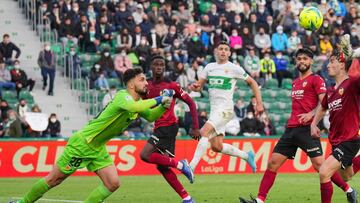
[207,108,234,137]
[147,123,178,157]
[273,125,323,159]
[56,134,113,175]
[331,139,360,169]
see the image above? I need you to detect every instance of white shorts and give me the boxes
[207,108,234,137]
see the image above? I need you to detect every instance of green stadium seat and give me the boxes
[282,78,293,90]
[2,90,17,100]
[107,78,121,88]
[268,103,282,114]
[236,80,248,90]
[265,79,279,89]
[51,44,62,55]
[276,126,285,135]
[19,90,34,103]
[178,128,187,136]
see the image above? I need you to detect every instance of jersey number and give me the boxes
[69,157,83,167]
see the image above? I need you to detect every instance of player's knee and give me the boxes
[319,166,330,180]
[45,176,65,187]
[211,144,222,152]
[312,162,322,172]
[140,151,150,162]
[341,172,353,182]
[105,180,120,192]
[267,159,280,172]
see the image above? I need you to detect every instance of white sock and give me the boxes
[177,161,183,170]
[256,198,264,203]
[189,137,209,169]
[221,143,248,160]
[183,196,191,200]
[346,187,354,193]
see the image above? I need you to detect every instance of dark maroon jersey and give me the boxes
[287,74,327,127]
[321,77,360,145]
[145,79,199,130]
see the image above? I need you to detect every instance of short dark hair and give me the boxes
[151,55,165,63]
[3,34,9,39]
[123,68,143,84]
[295,48,314,59]
[215,41,230,48]
[330,49,353,72]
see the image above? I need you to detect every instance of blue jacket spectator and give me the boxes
[271,26,290,53]
[329,0,347,17]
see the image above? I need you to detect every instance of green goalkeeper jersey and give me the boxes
[75,89,165,150]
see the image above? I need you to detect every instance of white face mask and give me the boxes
[351,32,357,36]
[50,118,57,123]
[150,29,155,34]
[216,29,221,34]
[247,114,254,119]
[259,8,265,13]
[95,64,100,69]
[174,42,180,47]
[14,64,20,69]
[166,56,172,61]
[140,40,147,45]
[323,23,329,27]
[264,56,270,60]
[170,31,176,35]
[276,54,282,59]
[306,30,312,36]
[121,51,126,56]
[277,30,283,34]
[70,51,75,56]
[45,46,51,51]
[232,33,238,36]
[73,7,79,12]
[104,52,110,57]
[336,20,342,24]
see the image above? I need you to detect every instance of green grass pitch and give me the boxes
[1,174,359,203]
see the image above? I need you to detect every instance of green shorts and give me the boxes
[57,134,113,175]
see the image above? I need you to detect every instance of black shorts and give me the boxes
[331,139,360,169]
[147,124,179,157]
[273,126,323,159]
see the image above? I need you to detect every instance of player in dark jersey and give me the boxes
[240,48,356,203]
[311,35,360,203]
[140,55,200,203]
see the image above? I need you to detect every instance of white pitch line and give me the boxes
[12,197,83,203]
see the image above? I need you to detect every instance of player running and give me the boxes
[311,35,360,203]
[240,47,357,203]
[140,55,200,203]
[10,68,184,203]
[188,41,263,174]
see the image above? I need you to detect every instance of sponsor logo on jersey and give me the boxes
[328,98,342,111]
[292,89,304,98]
[338,88,344,96]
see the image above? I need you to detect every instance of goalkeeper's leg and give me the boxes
[84,164,119,203]
[17,165,69,203]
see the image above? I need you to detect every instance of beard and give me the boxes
[296,63,311,73]
[135,86,147,96]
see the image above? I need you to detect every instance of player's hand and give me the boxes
[189,128,201,140]
[298,112,313,124]
[161,96,172,108]
[189,83,200,92]
[161,89,175,97]
[255,103,264,117]
[311,124,320,138]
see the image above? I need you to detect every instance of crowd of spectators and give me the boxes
[5,0,360,138]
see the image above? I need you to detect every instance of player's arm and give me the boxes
[188,78,207,92]
[245,76,264,115]
[119,93,167,113]
[311,93,328,138]
[298,93,325,123]
[176,84,200,139]
[139,105,167,122]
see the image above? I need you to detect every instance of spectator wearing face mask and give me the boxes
[240,111,262,137]
[65,46,82,78]
[300,30,318,54]
[287,30,301,56]
[90,63,109,91]
[274,51,292,87]
[10,60,36,97]
[0,100,11,120]
[98,49,116,78]
[135,37,151,72]
[225,116,241,136]
[0,60,16,92]
[115,2,132,30]
[114,49,132,85]
[260,52,276,81]
[318,19,334,37]
[102,86,117,108]
[96,15,112,44]
[271,25,290,53]
[0,34,21,65]
[244,48,261,84]
[319,35,334,55]
[229,29,243,56]
[162,25,178,52]
[234,99,247,121]
[117,28,133,51]
[171,38,188,64]
[38,43,56,96]
[210,26,229,50]
[43,113,61,138]
[187,33,206,65]
[16,98,29,121]
[5,109,22,137]
[259,112,276,136]
[147,28,162,50]
[350,26,360,47]
[254,27,271,58]
[59,17,79,47]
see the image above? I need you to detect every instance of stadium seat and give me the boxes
[19,90,34,103]
[276,126,285,135]
[282,78,293,90]
[268,103,282,114]
[178,128,187,136]
[265,79,278,89]
[236,80,248,90]
[107,78,121,88]
[2,90,17,100]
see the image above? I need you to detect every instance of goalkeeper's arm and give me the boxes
[139,105,166,122]
[119,95,166,113]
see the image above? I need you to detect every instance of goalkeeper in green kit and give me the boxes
[11,68,179,203]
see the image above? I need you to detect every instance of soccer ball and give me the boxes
[299,7,323,31]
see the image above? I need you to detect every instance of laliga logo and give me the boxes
[202,145,222,164]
